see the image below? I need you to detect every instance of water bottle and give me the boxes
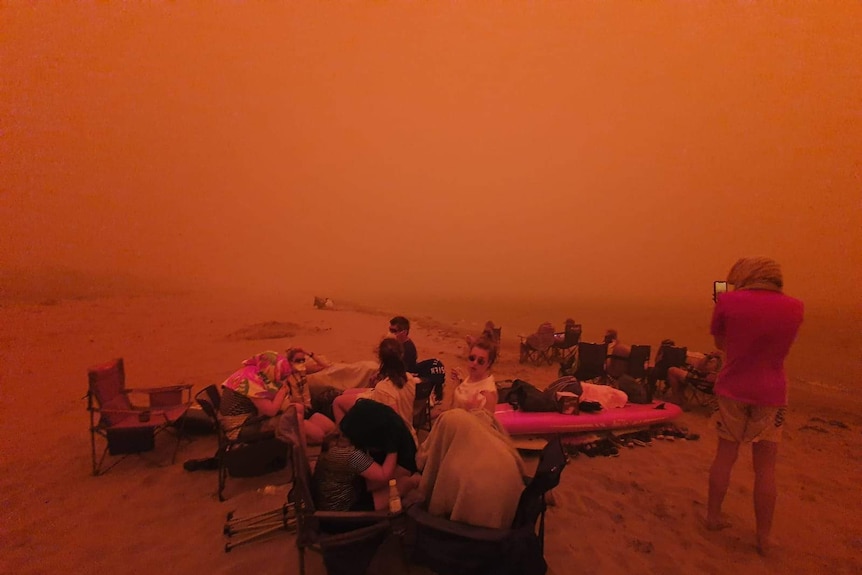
[388,479,402,513]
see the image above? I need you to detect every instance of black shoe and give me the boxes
[184,457,219,472]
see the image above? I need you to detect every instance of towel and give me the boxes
[417,409,526,529]
[727,256,783,292]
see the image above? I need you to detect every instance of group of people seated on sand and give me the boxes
[216,315,525,530]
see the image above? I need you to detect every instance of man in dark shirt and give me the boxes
[389,316,446,404]
[388,316,418,372]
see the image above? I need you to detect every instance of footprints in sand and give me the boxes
[798,416,851,434]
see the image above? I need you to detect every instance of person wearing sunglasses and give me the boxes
[449,337,498,414]
[219,348,335,446]
[388,316,418,372]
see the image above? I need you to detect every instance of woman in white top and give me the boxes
[450,337,498,414]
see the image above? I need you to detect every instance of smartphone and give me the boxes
[713,281,728,302]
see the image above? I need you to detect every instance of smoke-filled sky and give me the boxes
[2,2,860,308]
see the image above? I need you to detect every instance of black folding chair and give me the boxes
[649,345,688,398]
[573,342,609,382]
[407,436,568,575]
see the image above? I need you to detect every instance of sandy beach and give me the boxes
[2,290,860,575]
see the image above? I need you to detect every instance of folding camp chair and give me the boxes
[685,374,718,409]
[195,385,289,501]
[573,342,609,382]
[281,405,399,575]
[407,436,568,575]
[413,379,435,432]
[519,322,556,365]
[551,320,582,364]
[684,353,722,409]
[626,345,652,383]
[86,358,193,476]
[648,345,688,398]
[414,358,446,425]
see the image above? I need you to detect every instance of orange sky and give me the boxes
[2,2,860,308]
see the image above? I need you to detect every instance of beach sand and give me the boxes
[2,291,860,575]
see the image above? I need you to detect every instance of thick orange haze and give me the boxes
[2,2,860,309]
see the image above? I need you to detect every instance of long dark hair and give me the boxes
[377,337,407,388]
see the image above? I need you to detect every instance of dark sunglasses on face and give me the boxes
[389,327,402,334]
[291,357,306,364]
[467,355,487,366]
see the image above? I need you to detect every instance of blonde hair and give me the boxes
[728,257,783,292]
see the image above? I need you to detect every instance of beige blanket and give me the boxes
[417,409,526,529]
[306,360,378,394]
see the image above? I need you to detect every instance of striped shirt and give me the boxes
[312,445,375,511]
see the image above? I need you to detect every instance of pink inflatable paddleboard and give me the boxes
[494,401,682,436]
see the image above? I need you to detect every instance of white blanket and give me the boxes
[579,382,629,409]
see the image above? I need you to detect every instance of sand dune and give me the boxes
[1,291,860,575]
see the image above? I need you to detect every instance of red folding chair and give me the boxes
[86,358,192,475]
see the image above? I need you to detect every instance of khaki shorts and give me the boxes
[713,396,786,443]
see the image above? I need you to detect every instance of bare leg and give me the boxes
[752,440,779,555]
[303,413,337,445]
[332,389,364,424]
[707,437,740,530]
[668,367,689,407]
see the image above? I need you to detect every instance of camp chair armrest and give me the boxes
[313,510,395,522]
[406,506,509,541]
[220,414,270,435]
[126,385,192,395]
[92,407,143,416]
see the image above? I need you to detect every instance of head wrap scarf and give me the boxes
[727,256,783,292]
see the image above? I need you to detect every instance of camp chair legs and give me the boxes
[87,358,193,476]
[89,416,190,476]
[684,382,718,411]
[223,502,297,552]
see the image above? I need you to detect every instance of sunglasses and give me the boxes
[291,357,307,364]
[388,327,403,334]
[467,355,487,366]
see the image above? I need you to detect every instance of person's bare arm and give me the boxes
[305,351,330,374]
[480,389,498,413]
[359,452,398,484]
[250,385,289,417]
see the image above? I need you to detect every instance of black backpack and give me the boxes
[506,379,559,413]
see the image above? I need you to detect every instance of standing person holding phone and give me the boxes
[705,257,804,556]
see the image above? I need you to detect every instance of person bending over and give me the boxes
[312,432,400,511]
[339,398,422,510]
